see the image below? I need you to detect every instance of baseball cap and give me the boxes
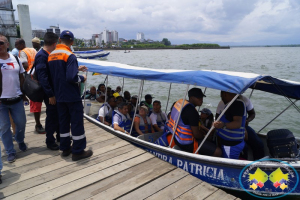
[200,108,211,115]
[145,94,154,99]
[188,88,206,98]
[113,92,120,98]
[60,30,74,41]
[32,37,40,44]
[140,105,148,111]
[131,95,138,99]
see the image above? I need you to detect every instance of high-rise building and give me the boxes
[102,28,109,44]
[47,25,60,37]
[111,30,118,43]
[137,32,145,42]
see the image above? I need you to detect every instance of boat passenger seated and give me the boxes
[155,88,222,157]
[82,86,99,100]
[213,91,247,159]
[132,105,154,137]
[199,108,215,141]
[129,95,138,118]
[97,96,116,126]
[97,83,106,96]
[123,91,131,103]
[140,94,154,115]
[113,102,132,134]
[216,94,264,160]
[150,100,168,132]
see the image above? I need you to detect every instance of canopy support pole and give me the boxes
[83,71,88,112]
[165,83,172,113]
[198,87,207,112]
[168,84,190,148]
[257,99,298,134]
[122,78,124,94]
[249,82,257,99]
[129,80,144,135]
[195,94,239,154]
[103,75,109,123]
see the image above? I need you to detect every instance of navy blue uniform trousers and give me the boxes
[44,96,60,145]
[56,101,86,154]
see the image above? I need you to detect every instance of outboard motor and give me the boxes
[267,129,299,158]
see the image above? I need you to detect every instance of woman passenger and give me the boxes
[132,105,154,137]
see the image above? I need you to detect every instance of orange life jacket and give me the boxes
[21,48,37,72]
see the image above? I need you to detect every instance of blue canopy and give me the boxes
[78,59,300,100]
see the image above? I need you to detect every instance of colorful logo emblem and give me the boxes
[239,159,299,199]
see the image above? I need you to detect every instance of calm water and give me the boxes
[84,47,300,136]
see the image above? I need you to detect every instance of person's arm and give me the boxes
[18,59,29,102]
[99,116,111,126]
[66,55,86,83]
[213,116,243,129]
[191,126,204,140]
[99,107,111,126]
[19,51,29,71]
[114,123,128,134]
[150,114,163,132]
[133,117,144,135]
[151,125,155,133]
[246,109,255,126]
[35,55,56,104]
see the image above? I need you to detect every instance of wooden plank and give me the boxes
[87,158,177,200]
[119,168,190,200]
[204,189,237,200]
[1,142,135,197]
[1,135,119,178]
[58,158,163,200]
[176,182,219,200]
[145,175,203,200]
[10,149,149,199]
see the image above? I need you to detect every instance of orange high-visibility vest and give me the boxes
[21,48,37,72]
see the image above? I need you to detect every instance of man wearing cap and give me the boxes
[98,96,117,126]
[112,102,132,134]
[166,88,221,157]
[48,30,93,161]
[15,38,45,134]
[213,91,247,159]
[150,100,168,132]
[34,32,60,150]
[141,94,153,114]
[32,37,41,52]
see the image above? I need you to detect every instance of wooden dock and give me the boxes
[0,106,239,199]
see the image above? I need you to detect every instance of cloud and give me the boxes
[12,0,300,45]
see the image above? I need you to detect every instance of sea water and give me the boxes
[83,47,300,136]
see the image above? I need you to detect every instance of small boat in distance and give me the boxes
[74,49,110,59]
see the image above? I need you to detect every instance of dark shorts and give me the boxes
[175,138,217,156]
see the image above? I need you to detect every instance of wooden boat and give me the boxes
[78,58,300,198]
[74,49,110,59]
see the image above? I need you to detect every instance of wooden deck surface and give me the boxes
[0,106,239,200]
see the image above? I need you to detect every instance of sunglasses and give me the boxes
[0,41,7,45]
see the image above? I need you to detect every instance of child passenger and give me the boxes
[199,108,214,140]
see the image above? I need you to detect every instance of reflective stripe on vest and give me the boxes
[48,44,73,63]
[167,99,194,145]
[22,48,37,72]
[216,99,247,142]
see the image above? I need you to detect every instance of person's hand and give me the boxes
[213,121,224,129]
[22,95,29,103]
[78,65,87,72]
[82,74,87,82]
[49,96,56,105]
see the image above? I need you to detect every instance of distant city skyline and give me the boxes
[11,0,300,46]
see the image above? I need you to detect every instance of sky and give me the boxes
[12,0,300,45]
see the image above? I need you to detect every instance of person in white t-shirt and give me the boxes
[0,34,28,164]
[98,96,117,126]
[215,94,264,160]
[150,100,168,132]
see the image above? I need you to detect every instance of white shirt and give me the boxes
[150,111,168,130]
[113,110,129,125]
[216,95,254,114]
[98,103,112,118]
[0,53,25,98]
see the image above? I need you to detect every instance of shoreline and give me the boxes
[75,46,230,51]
